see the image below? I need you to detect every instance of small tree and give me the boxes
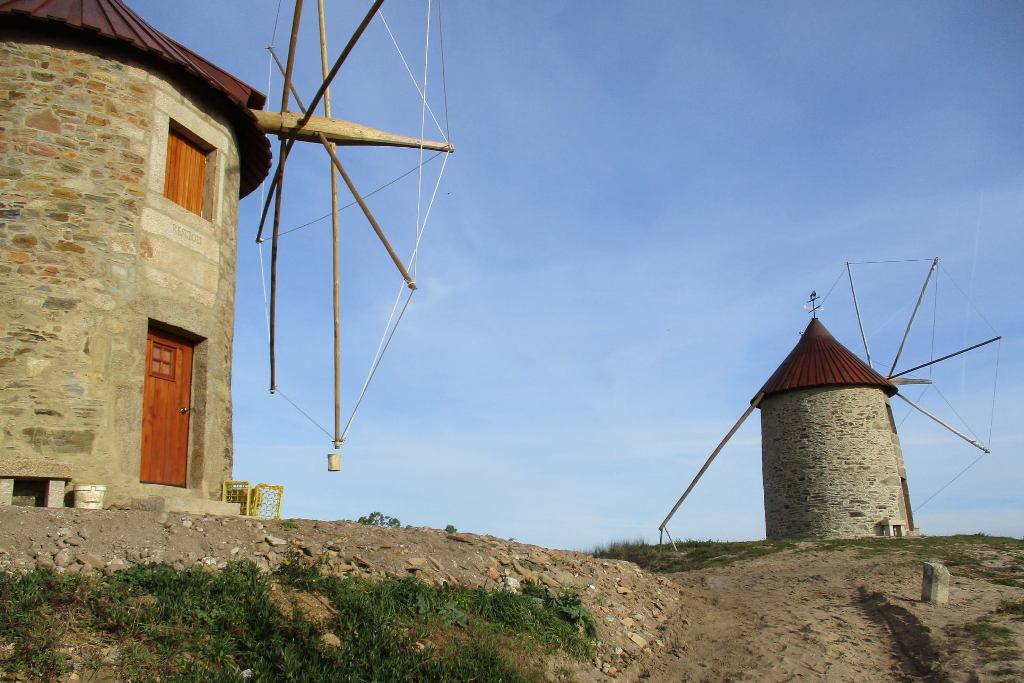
[444,524,457,534]
[357,512,400,528]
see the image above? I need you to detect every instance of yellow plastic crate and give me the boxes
[221,480,251,515]
[250,483,284,520]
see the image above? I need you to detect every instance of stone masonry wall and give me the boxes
[0,33,241,505]
[760,386,908,539]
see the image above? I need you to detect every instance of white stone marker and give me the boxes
[921,562,950,604]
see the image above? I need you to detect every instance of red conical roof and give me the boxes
[755,318,897,404]
[1,0,271,198]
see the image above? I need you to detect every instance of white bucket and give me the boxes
[327,452,341,472]
[73,484,106,510]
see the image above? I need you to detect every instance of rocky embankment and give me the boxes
[0,507,679,681]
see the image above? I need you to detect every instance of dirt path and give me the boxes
[636,548,1024,682]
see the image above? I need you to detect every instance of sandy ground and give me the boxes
[636,546,1024,682]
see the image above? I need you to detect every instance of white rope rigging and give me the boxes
[818,267,846,306]
[256,241,272,340]
[413,0,432,280]
[378,10,449,144]
[251,0,452,446]
[275,152,443,238]
[930,382,982,443]
[896,385,930,429]
[337,0,452,443]
[340,124,451,442]
[341,284,413,442]
[938,262,998,334]
[277,387,334,440]
[914,451,987,512]
[986,339,1000,447]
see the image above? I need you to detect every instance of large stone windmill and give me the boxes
[660,266,999,541]
[756,316,912,538]
[0,0,274,511]
[0,0,451,511]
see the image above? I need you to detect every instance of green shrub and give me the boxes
[1,559,598,681]
[357,511,401,528]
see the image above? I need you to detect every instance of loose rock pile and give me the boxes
[0,507,680,680]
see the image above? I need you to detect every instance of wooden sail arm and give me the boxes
[317,132,417,290]
[894,393,990,453]
[252,110,454,153]
[888,257,939,378]
[888,336,1002,380]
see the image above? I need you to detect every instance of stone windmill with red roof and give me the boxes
[755,316,912,538]
[0,0,452,512]
[660,274,999,541]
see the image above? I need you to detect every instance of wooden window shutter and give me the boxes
[164,128,207,215]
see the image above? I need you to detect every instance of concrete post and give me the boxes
[0,478,12,505]
[921,562,950,604]
[45,479,66,508]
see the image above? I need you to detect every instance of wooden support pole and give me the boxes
[251,110,454,153]
[318,132,416,289]
[255,172,279,244]
[663,526,678,552]
[318,0,343,449]
[847,262,872,368]
[268,0,305,393]
[268,46,308,112]
[280,0,304,114]
[888,257,939,378]
[268,141,286,391]
[253,57,297,247]
[659,393,764,532]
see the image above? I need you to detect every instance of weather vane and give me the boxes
[806,290,823,318]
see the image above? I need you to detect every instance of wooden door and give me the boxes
[140,328,193,486]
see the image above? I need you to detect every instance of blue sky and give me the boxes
[134,1,1022,549]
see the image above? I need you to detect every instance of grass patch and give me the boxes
[592,534,1024,580]
[813,535,1024,587]
[0,558,597,682]
[998,600,1024,621]
[964,620,1014,648]
[276,554,596,661]
[0,569,87,679]
[962,618,1018,664]
[592,537,796,573]
[957,593,1024,674]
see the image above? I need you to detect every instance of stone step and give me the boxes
[132,495,240,516]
